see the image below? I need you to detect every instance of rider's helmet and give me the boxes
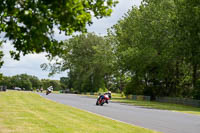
[107,91,112,99]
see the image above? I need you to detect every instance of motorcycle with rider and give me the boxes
[96,91,112,106]
[46,86,53,95]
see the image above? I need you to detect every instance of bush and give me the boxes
[70,88,74,92]
[124,78,144,95]
[121,92,125,97]
[98,88,108,94]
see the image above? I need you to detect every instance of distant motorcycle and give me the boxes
[96,93,111,106]
[46,86,53,95]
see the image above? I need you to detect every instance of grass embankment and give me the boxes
[84,93,200,115]
[0,91,159,133]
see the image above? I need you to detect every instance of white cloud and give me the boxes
[87,0,141,35]
[0,0,142,80]
[0,42,67,80]
[53,27,70,41]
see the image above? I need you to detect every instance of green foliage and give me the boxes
[41,79,62,91]
[0,0,118,60]
[193,79,200,100]
[70,88,74,92]
[28,75,41,89]
[0,73,2,80]
[9,74,41,90]
[98,88,108,93]
[175,0,200,92]
[121,92,125,97]
[112,1,172,96]
[0,74,63,91]
[44,33,115,92]
[0,76,11,88]
[10,74,33,90]
[98,88,104,93]
[59,77,68,89]
[125,77,144,95]
[110,0,200,99]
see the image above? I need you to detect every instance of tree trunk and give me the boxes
[175,61,180,96]
[192,63,197,89]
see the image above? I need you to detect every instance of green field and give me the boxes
[0,91,159,133]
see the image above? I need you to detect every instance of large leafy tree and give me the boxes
[43,33,114,92]
[0,0,118,59]
[28,75,41,89]
[0,75,12,88]
[110,0,200,99]
[175,0,200,98]
[111,0,178,97]
[175,0,200,88]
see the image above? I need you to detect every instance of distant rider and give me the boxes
[46,86,53,95]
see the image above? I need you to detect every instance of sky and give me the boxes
[0,0,142,80]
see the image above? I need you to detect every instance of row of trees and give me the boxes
[110,0,200,99]
[44,0,200,100]
[0,74,64,91]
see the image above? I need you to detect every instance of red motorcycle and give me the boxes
[96,94,110,106]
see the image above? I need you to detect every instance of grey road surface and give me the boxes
[39,93,200,133]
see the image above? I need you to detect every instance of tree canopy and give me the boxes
[0,0,118,60]
[42,33,115,92]
[109,0,200,99]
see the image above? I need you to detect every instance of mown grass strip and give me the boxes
[0,91,159,133]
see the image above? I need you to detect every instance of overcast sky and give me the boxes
[0,0,141,80]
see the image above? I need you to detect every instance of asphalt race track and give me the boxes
[39,93,200,133]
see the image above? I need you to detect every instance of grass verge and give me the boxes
[0,91,159,133]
